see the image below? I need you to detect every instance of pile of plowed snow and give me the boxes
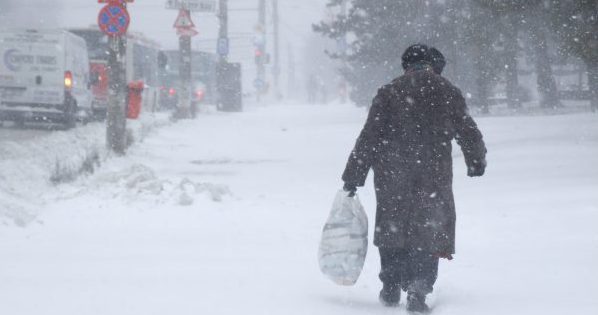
[90,164,231,206]
[0,114,170,226]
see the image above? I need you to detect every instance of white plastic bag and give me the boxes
[318,190,368,286]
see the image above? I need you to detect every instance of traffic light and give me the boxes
[255,49,271,65]
[255,48,264,64]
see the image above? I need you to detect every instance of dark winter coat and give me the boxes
[342,68,486,254]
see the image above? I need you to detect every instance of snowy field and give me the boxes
[1,103,597,315]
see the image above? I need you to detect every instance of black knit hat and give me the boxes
[429,47,446,75]
[401,44,431,70]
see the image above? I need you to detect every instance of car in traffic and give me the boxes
[159,78,207,116]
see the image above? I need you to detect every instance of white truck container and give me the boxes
[0,29,92,127]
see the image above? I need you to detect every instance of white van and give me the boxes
[0,29,92,127]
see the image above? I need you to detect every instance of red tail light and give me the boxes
[195,90,205,101]
[64,71,73,90]
[169,88,176,96]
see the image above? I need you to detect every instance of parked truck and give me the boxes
[0,29,93,128]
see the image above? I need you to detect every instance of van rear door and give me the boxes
[0,30,65,106]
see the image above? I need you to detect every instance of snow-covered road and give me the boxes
[1,104,597,315]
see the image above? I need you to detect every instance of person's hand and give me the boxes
[343,182,357,197]
[434,253,454,260]
[467,158,486,177]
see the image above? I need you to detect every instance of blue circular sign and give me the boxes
[253,78,265,90]
[98,4,130,37]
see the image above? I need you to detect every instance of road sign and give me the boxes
[166,0,216,12]
[173,9,195,28]
[98,4,130,37]
[177,27,199,37]
[253,78,265,90]
[217,37,229,56]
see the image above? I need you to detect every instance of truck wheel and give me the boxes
[93,109,107,121]
[64,99,77,129]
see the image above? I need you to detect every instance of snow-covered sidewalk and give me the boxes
[0,113,170,226]
[1,104,597,315]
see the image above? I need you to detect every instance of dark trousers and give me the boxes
[379,248,439,295]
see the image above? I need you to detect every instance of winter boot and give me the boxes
[379,284,401,307]
[406,292,430,313]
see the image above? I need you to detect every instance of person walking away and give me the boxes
[341,44,487,313]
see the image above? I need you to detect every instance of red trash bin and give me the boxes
[127,81,144,119]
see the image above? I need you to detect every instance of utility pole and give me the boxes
[216,0,228,110]
[256,0,266,101]
[167,1,203,118]
[287,43,296,100]
[178,26,192,118]
[272,0,281,100]
[106,35,127,154]
[171,7,197,119]
[102,1,131,155]
[218,0,228,63]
